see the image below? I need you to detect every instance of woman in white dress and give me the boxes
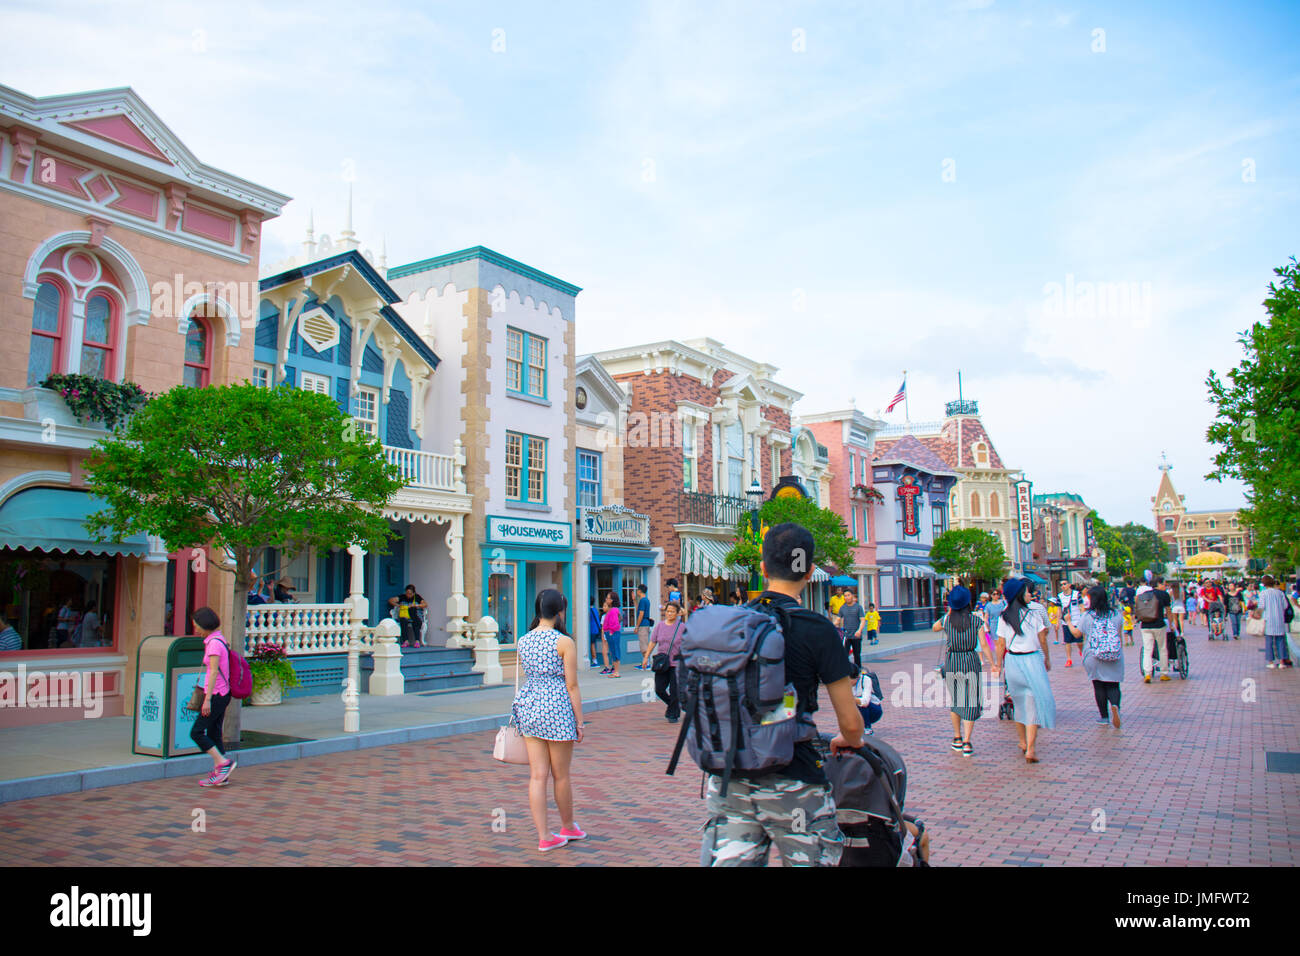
[995,578,1056,764]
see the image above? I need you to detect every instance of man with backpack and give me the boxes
[672,522,865,866]
[1135,573,1172,683]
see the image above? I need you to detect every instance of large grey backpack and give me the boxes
[666,599,814,795]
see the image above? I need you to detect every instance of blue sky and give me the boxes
[4,0,1297,525]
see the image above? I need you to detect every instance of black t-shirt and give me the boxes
[751,591,855,786]
[1137,588,1171,628]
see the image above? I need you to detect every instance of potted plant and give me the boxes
[247,642,300,705]
[40,373,149,429]
[851,483,885,504]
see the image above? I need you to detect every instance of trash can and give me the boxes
[132,635,207,757]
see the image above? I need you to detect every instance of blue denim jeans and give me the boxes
[1265,634,1291,663]
[1228,612,1241,637]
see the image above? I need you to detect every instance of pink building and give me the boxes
[796,407,887,606]
[0,84,288,725]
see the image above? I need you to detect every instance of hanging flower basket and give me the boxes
[851,484,885,504]
[40,374,149,429]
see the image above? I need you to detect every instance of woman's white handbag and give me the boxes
[1245,614,1266,637]
[492,651,530,765]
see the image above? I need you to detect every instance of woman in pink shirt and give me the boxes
[599,592,622,678]
[190,607,237,787]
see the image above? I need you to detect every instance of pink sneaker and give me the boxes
[198,768,224,787]
[558,825,587,841]
[538,834,569,852]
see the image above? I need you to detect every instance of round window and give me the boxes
[575,386,588,410]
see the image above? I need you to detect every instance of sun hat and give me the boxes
[1003,578,1028,604]
[947,586,972,610]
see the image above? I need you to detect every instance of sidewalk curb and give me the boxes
[0,689,650,805]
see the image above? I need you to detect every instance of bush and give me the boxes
[247,642,302,692]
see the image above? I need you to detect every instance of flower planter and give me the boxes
[249,675,283,706]
[21,387,84,429]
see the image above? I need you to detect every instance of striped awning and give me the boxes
[0,487,148,557]
[680,535,749,580]
[895,563,936,579]
[810,565,830,583]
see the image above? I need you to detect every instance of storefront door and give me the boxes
[488,563,517,644]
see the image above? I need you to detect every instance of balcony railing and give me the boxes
[246,603,371,655]
[678,491,749,528]
[384,445,462,492]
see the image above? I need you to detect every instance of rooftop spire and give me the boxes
[339,184,359,250]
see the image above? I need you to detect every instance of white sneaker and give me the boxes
[1267,662,1278,669]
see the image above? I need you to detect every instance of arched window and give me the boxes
[183,317,211,387]
[969,491,981,517]
[989,493,1000,518]
[28,281,65,386]
[974,442,989,467]
[80,292,117,379]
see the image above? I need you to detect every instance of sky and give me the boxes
[3,0,1297,526]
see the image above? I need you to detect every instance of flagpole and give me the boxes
[903,370,909,423]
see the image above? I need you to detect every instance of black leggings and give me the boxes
[1092,680,1121,719]
[845,638,863,671]
[654,667,679,719]
[191,692,231,753]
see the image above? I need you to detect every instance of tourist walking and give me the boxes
[1168,584,1186,643]
[865,601,881,646]
[695,523,863,866]
[190,607,237,787]
[930,585,983,757]
[1260,575,1293,669]
[511,588,586,852]
[839,590,865,670]
[642,600,686,721]
[1062,584,1085,668]
[995,578,1055,763]
[1226,583,1244,640]
[1067,585,1124,729]
[632,583,654,671]
[598,592,622,678]
[1135,573,1173,682]
[982,588,1006,675]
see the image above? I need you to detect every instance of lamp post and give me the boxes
[746,478,764,600]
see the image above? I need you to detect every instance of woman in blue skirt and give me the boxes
[995,578,1056,763]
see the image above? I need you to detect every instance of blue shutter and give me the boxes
[283,366,296,387]
[386,391,412,448]
[335,376,350,414]
[255,311,278,349]
[337,318,352,369]
[362,343,383,373]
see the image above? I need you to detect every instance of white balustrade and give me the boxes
[383,445,458,491]
[245,603,371,655]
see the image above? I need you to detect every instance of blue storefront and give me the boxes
[481,515,574,646]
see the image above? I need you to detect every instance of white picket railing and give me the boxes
[384,445,458,491]
[876,420,943,437]
[245,603,370,656]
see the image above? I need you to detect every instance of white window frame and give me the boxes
[252,362,272,388]
[301,371,330,395]
[354,385,379,437]
[682,421,696,492]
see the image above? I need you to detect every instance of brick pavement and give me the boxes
[1,620,1296,866]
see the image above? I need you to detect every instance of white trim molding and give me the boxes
[0,469,73,506]
[178,292,241,346]
[23,230,151,326]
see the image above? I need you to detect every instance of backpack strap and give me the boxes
[666,669,700,777]
[720,674,741,797]
[702,679,723,755]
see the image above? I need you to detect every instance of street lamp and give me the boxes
[747,478,764,599]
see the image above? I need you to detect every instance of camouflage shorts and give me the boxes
[700,774,843,867]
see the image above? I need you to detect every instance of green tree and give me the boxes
[1206,257,1300,576]
[84,383,405,744]
[1089,511,1133,578]
[725,494,857,579]
[1115,522,1168,578]
[929,528,1008,586]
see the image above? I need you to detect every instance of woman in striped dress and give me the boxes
[931,585,983,756]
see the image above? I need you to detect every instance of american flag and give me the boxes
[885,378,906,413]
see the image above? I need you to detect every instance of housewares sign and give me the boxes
[487,515,572,548]
[580,506,650,545]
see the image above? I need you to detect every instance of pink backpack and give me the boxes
[213,635,253,700]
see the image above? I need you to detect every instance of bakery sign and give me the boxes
[1015,480,1033,544]
[579,505,650,545]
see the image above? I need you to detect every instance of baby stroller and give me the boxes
[818,734,929,866]
[1208,604,1226,641]
[998,691,1014,721]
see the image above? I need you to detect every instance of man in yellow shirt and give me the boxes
[828,587,845,618]
[865,603,881,646]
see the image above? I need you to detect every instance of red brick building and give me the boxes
[592,339,800,607]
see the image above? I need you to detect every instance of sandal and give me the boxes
[1025,755,1039,764]
[951,736,962,751]
[961,741,973,757]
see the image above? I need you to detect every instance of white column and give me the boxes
[343,544,369,733]
[368,618,404,695]
[471,615,503,685]
[445,514,470,647]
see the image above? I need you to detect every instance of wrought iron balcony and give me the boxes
[945,399,979,417]
[678,491,749,528]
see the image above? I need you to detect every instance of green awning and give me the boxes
[680,535,749,581]
[0,487,148,556]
